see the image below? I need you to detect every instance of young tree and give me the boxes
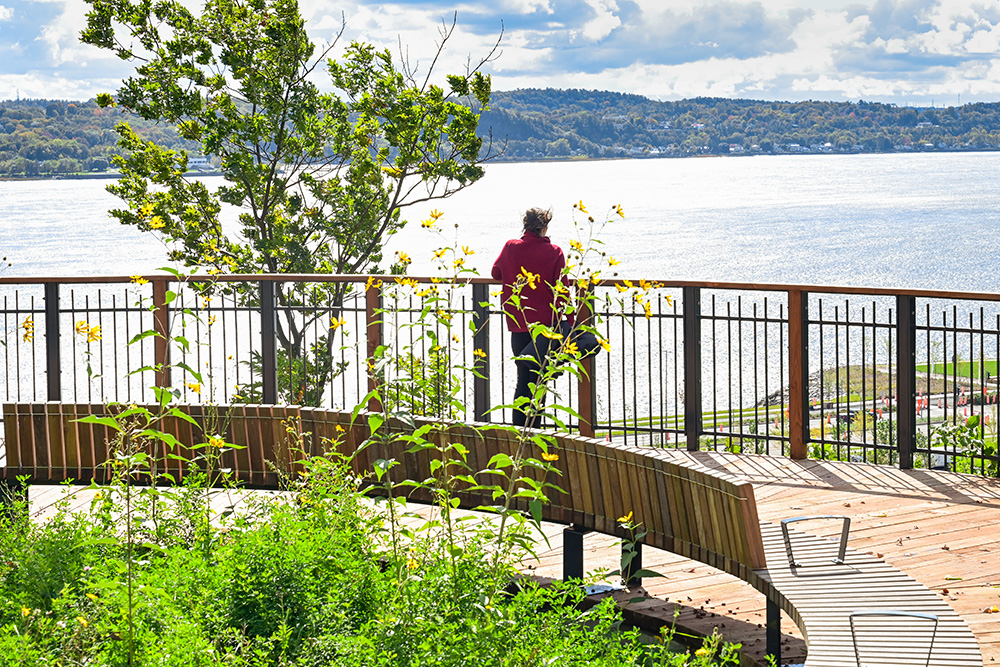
[81,0,498,404]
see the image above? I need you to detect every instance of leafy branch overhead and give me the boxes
[81,0,498,279]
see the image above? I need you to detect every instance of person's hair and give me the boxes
[522,207,552,236]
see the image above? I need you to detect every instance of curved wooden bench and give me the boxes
[2,402,983,666]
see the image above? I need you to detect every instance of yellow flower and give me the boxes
[564,341,579,356]
[639,279,652,291]
[335,424,345,433]
[519,267,539,289]
[139,203,154,218]
[453,257,466,269]
[473,348,487,359]
[20,606,30,617]
[394,276,418,288]
[614,204,625,218]
[574,200,588,213]
[607,256,620,266]
[87,326,102,343]
[207,436,225,448]
[21,317,34,342]
[208,315,217,326]
[331,316,347,330]
[130,274,149,285]
[462,245,475,255]
[186,382,201,395]
[207,267,221,275]
[569,239,584,252]
[77,616,88,628]
[421,218,435,228]
[539,329,563,340]
[429,209,444,220]
[615,283,629,293]
[407,558,419,570]
[599,338,611,352]
[75,320,89,335]
[541,451,559,462]
[644,302,652,320]
[622,279,633,290]
[86,593,98,601]
[452,334,460,343]
[397,252,412,265]
[695,647,711,658]
[148,216,166,230]
[433,248,447,259]
[365,275,379,291]
[617,511,633,523]
[436,309,453,323]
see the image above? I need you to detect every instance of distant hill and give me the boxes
[3,90,1000,178]
[481,89,1000,159]
[0,99,195,178]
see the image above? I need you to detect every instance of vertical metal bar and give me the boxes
[152,278,171,391]
[683,286,702,451]
[44,282,60,401]
[260,280,277,405]
[576,283,595,437]
[788,290,809,459]
[366,279,383,413]
[472,282,491,423]
[563,525,587,581]
[766,597,781,664]
[897,295,917,469]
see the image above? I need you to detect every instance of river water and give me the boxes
[4,152,1000,291]
[3,153,1000,427]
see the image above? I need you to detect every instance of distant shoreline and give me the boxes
[2,147,1000,181]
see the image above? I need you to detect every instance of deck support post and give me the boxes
[623,541,642,589]
[260,280,278,405]
[896,295,917,469]
[44,282,61,401]
[563,525,588,581]
[766,597,781,664]
[366,280,383,413]
[471,282,491,422]
[788,290,809,459]
[683,286,703,451]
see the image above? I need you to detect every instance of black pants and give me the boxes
[511,331,546,427]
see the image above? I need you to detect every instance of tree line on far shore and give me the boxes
[4,91,1000,178]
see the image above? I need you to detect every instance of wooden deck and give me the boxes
[518,452,1000,665]
[24,451,1000,665]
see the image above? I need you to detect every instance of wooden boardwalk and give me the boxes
[25,452,1000,666]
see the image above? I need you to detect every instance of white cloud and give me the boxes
[0,6,13,21]
[575,0,621,42]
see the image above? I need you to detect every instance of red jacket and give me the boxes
[491,232,573,332]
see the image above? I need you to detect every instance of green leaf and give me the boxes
[127,330,160,345]
[137,428,183,450]
[487,453,514,469]
[368,414,384,433]
[73,415,122,431]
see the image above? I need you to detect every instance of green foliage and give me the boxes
[482,90,1000,159]
[80,0,497,404]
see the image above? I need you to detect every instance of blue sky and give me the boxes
[2,0,999,104]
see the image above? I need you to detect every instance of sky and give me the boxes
[1,0,999,105]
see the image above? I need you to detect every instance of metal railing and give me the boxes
[2,274,999,476]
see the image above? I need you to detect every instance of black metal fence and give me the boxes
[2,274,999,476]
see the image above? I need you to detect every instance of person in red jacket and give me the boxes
[491,207,573,427]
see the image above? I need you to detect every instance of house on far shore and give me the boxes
[188,155,212,171]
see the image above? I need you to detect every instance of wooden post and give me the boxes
[683,286,702,451]
[366,279,383,413]
[151,277,171,391]
[577,283,596,438]
[259,280,278,405]
[44,282,61,401]
[788,290,810,459]
[896,295,917,469]
[472,282,491,422]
